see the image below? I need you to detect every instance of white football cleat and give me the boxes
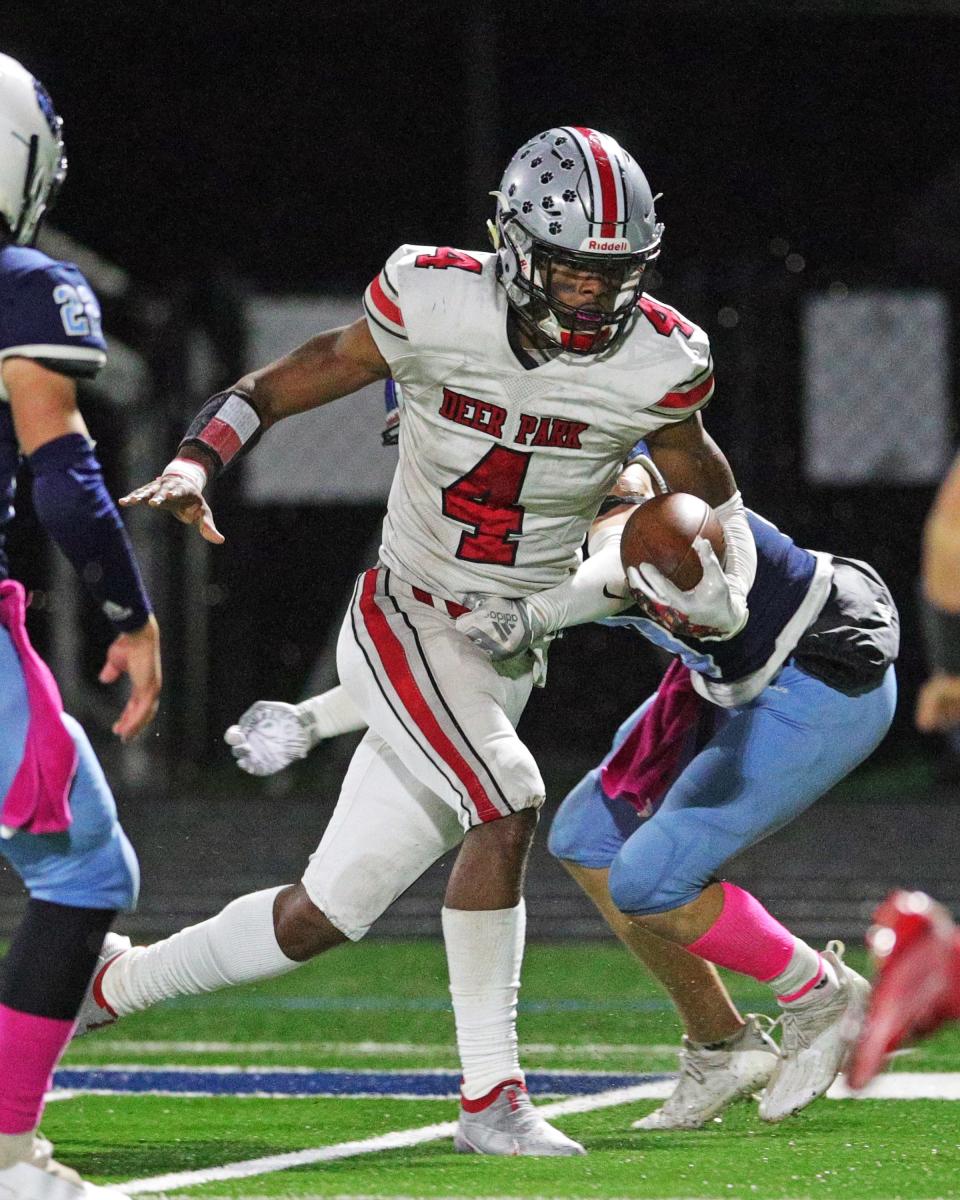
[454,1080,585,1156]
[0,1135,129,1198]
[632,1014,779,1131]
[73,933,131,1037]
[759,941,871,1122]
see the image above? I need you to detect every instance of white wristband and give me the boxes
[162,456,208,493]
[713,490,756,597]
[296,686,367,743]
[524,540,631,637]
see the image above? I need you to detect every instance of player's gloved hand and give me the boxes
[224,701,316,776]
[455,594,537,660]
[626,537,748,641]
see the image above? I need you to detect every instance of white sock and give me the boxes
[0,1131,37,1170]
[102,886,300,1016]
[768,937,838,1006]
[442,901,526,1102]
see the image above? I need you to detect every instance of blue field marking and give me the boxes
[53,1067,671,1100]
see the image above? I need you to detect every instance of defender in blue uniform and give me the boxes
[0,54,159,1200]
[457,447,897,1127]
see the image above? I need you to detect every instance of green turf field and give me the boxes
[48,939,960,1199]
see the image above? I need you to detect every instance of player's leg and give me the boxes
[548,751,778,1130]
[0,627,136,1198]
[548,698,746,1042]
[86,728,464,1023]
[607,662,897,1120]
[339,569,581,1155]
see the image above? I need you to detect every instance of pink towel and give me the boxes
[0,579,76,836]
[600,657,703,817]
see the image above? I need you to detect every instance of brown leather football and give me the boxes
[619,494,725,592]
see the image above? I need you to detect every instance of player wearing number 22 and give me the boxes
[116,128,752,1153]
[0,53,159,1199]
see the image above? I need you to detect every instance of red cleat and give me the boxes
[846,890,960,1090]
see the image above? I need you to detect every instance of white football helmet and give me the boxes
[0,53,67,245]
[493,127,662,354]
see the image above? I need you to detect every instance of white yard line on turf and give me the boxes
[118,1084,663,1195]
[827,1071,960,1099]
[76,1039,681,1057]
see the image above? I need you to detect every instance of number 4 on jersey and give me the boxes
[442,445,530,565]
[415,247,483,274]
[637,296,693,339]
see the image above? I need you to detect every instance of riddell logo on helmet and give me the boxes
[581,238,631,252]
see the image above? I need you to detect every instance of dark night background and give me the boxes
[1,0,958,797]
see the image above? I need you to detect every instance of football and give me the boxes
[619,493,725,592]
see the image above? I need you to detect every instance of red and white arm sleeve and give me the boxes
[173,388,264,482]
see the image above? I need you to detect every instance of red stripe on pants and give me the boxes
[358,571,500,822]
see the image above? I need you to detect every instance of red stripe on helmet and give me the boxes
[574,126,619,238]
[370,274,404,327]
[358,571,500,823]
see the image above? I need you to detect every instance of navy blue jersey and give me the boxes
[0,245,107,577]
[602,510,835,706]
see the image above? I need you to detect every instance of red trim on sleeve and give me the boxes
[656,372,715,411]
[370,274,404,327]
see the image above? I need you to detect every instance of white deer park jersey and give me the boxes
[362,244,714,602]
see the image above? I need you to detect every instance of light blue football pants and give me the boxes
[547,662,897,915]
[0,625,139,910]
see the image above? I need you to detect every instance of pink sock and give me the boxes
[0,1005,75,1134]
[687,882,795,983]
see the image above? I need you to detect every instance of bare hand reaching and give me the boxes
[99,613,162,741]
[120,472,224,544]
[916,673,960,732]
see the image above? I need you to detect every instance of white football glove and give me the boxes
[455,593,537,660]
[224,700,315,776]
[626,537,749,641]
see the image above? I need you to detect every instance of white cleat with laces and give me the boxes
[759,941,871,1122]
[72,932,131,1037]
[632,1014,779,1131]
[454,1080,585,1156]
[0,1134,129,1198]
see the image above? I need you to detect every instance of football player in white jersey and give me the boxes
[106,127,757,1155]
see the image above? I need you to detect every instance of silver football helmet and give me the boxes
[494,127,662,354]
[0,53,67,246]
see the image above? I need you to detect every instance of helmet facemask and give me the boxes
[492,127,664,355]
[496,206,656,354]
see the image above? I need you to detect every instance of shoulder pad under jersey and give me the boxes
[0,245,107,383]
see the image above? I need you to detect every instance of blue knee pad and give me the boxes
[547,768,641,868]
[2,714,139,911]
[608,808,720,915]
[548,695,655,869]
[606,664,899,917]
